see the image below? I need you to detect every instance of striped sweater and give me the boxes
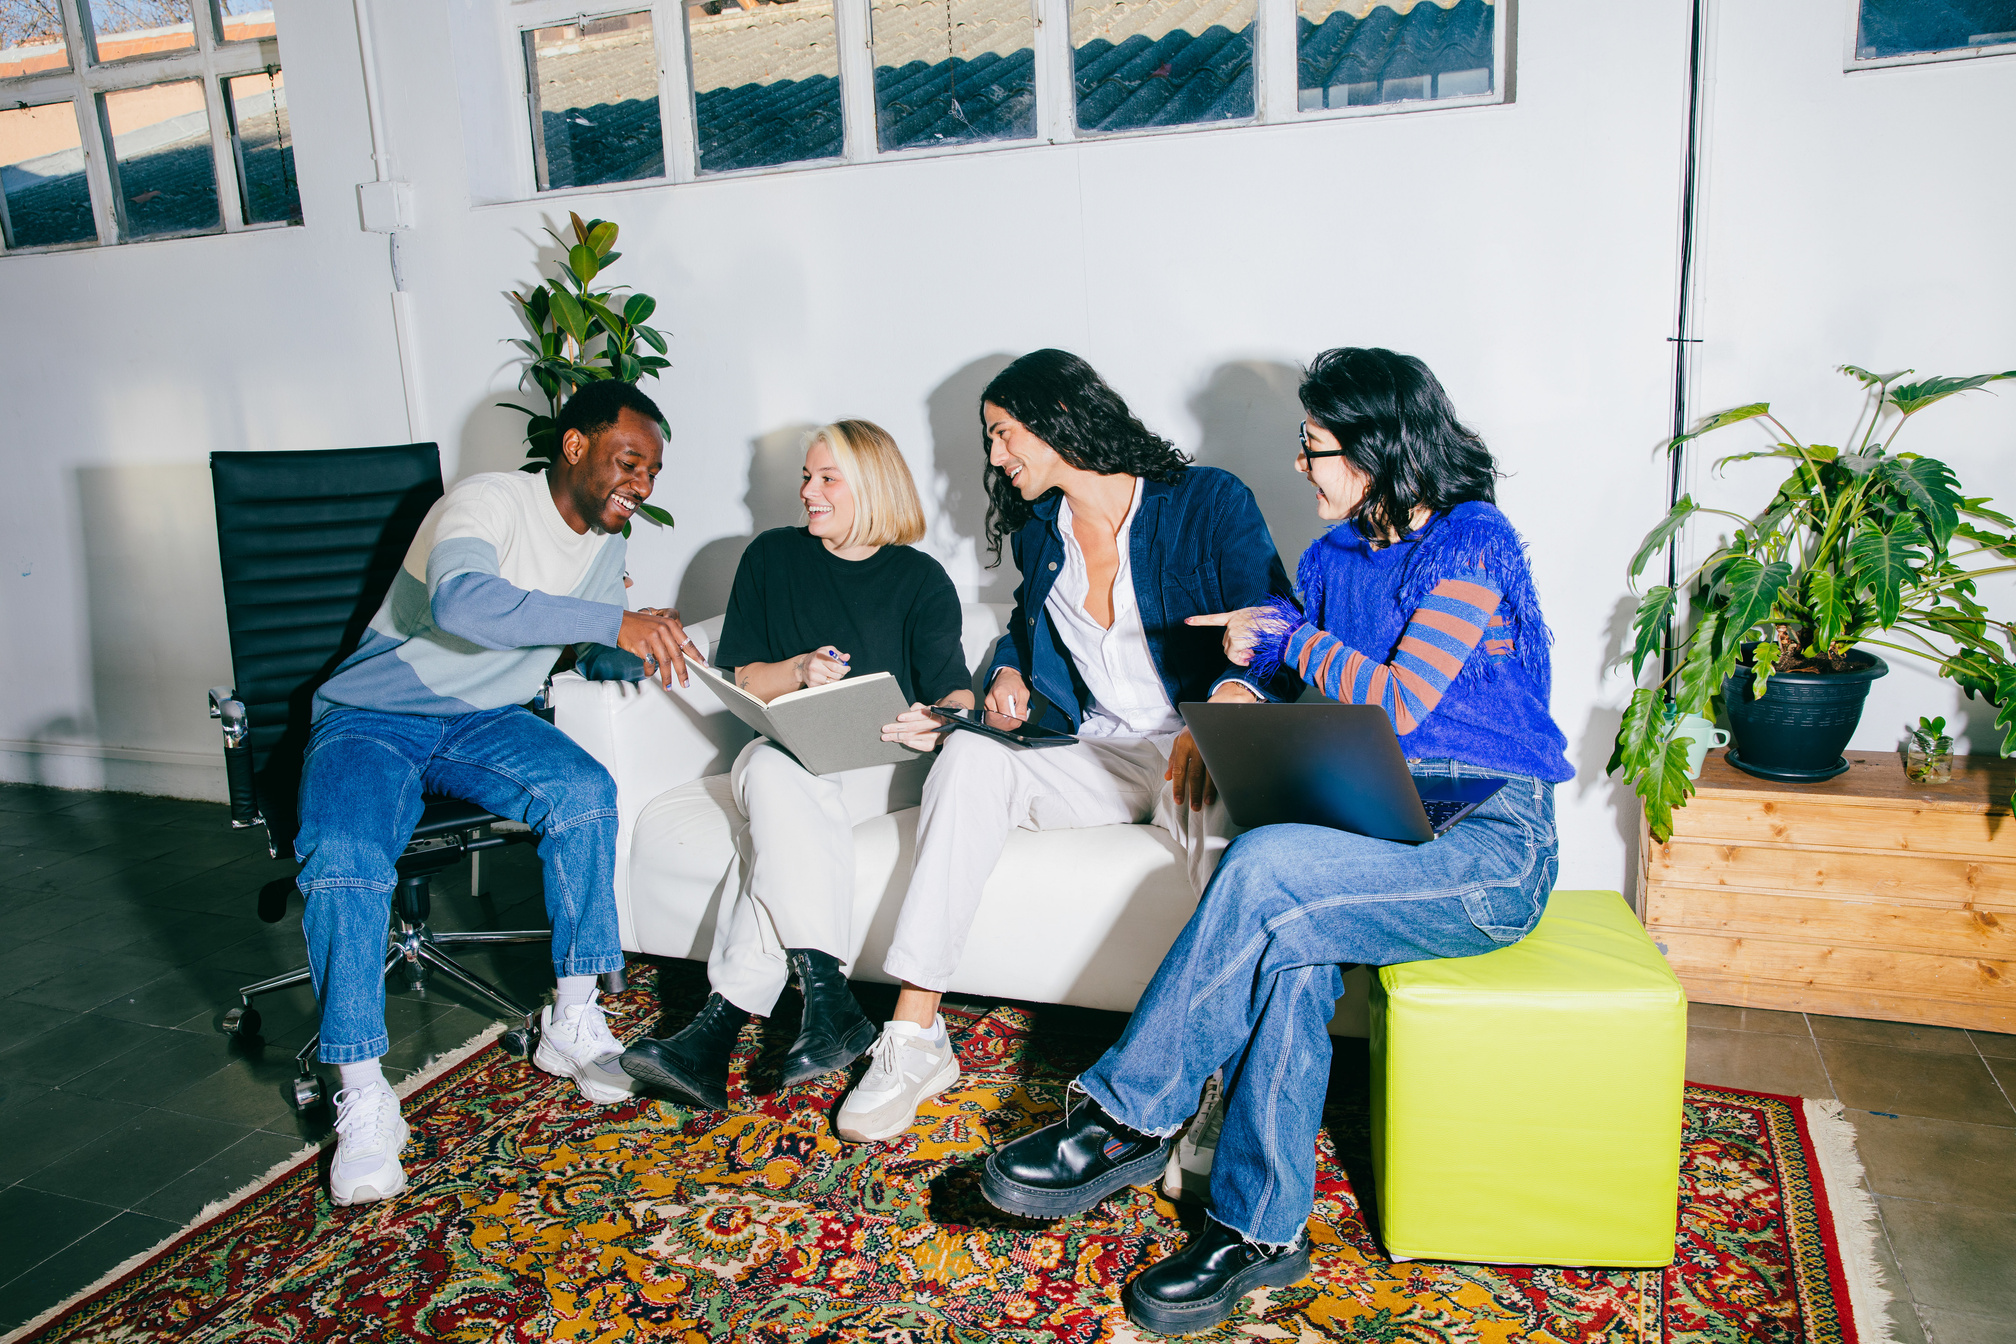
[1241,501,1572,783]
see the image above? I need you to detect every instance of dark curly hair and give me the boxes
[1299,347,1498,546]
[980,349,1190,565]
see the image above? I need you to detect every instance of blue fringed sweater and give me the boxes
[1241,501,1573,783]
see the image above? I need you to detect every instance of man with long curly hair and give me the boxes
[835,348,1295,1143]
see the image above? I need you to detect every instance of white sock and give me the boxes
[554,975,597,1013]
[338,1058,386,1093]
[886,1015,947,1045]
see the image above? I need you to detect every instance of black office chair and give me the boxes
[207,444,591,1111]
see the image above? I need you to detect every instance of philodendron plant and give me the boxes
[499,212,674,536]
[1612,365,2016,840]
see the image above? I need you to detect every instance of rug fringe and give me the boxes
[1802,1097,1900,1344]
[0,1017,516,1344]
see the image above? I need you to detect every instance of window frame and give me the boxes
[0,1,290,254]
[500,0,1511,200]
[1843,0,2016,72]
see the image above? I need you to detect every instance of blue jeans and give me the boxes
[1077,761,1558,1247]
[294,705,625,1064]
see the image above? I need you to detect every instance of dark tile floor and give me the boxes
[1,780,2011,1339]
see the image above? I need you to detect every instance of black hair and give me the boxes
[557,379,664,444]
[979,349,1189,565]
[1299,347,1498,546]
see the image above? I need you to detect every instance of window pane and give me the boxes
[89,0,196,62]
[524,12,664,191]
[0,101,95,249]
[218,0,277,44]
[101,80,220,239]
[1297,0,1495,112]
[225,69,298,224]
[0,2,71,77]
[1857,0,2016,58]
[873,0,1035,152]
[690,0,843,174]
[1072,0,1254,134]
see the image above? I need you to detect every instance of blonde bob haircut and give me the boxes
[810,419,927,549]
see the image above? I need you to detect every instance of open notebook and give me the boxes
[690,661,924,776]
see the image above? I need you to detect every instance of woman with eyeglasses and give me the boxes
[981,347,1572,1335]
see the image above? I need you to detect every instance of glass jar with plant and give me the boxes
[1610,365,2015,840]
[1905,716,1955,785]
[499,212,674,537]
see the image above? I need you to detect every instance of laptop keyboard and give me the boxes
[1420,798,1470,832]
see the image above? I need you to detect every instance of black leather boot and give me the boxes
[1123,1218,1311,1335]
[981,1094,1172,1219]
[779,948,877,1087]
[619,992,747,1110]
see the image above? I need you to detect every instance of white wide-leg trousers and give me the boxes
[881,728,1239,992]
[708,738,929,1016]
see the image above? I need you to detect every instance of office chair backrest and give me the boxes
[210,444,443,844]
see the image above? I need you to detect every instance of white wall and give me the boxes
[0,0,2008,896]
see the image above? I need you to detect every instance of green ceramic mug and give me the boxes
[1674,712,1731,779]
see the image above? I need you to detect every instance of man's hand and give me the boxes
[985,667,1031,726]
[1184,606,1286,667]
[797,646,850,689]
[881,688,974,751]
[618,608,703,689]
[1164,681,1259,810]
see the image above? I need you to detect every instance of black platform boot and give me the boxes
[779,948,878,1087]
[619,992,748,1110]
[1123,1218,1311,1335]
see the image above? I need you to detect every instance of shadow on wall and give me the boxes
[1187,360,1326,571]
[674,423,816,622]
[924,353,1019,604]
[78,463,233,757]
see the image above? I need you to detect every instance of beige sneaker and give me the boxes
[835,1019,959,1142]
[1162,1071,1225,1204]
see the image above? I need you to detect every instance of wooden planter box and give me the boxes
[1639,749,2016,1033]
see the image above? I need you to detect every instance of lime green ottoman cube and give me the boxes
[1369,889,1687,1267]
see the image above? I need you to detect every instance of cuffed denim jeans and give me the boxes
[294,705,625,1064]
[1077,762,1558,1248]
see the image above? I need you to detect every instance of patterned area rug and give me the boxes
[9,961,1884,1343]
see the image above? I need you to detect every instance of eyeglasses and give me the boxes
[1297,423,1350,460]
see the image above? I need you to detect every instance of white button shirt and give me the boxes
[1044,480,1184,740]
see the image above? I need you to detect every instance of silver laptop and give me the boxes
[1179,701,1507,844]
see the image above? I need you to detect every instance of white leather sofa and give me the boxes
[550,601,1370,1034]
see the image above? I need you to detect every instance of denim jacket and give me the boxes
[986,466,1296,732]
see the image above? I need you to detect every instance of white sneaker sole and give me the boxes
[836,1055,961,1143]
[533,1038,635,1104]
[331,1120,409,1206]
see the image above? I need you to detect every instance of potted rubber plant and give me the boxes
[499,212,675,536]
[1612,365,2016,841]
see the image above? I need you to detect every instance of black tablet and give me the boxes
[927,705,1079,750]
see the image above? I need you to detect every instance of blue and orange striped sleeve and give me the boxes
[1282,572,1505,735]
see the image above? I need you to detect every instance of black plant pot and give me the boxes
[1722,650,1888,782]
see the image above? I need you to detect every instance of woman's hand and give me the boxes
[1184,607,1285,667]
[882,690,975,751]
[1163,682,1258,810]
[986,667,1032,725]
[796,646,850,689]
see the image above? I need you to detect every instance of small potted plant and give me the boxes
[1905,716,1955,785]
[1611,365,2016,841]
[499,213,675,537]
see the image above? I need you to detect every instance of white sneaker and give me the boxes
[835,1019,960,1143]
[1163,1071,1225,1204]
[534,989,638,1104]
[330,1082,408,1206]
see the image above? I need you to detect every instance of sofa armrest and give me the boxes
[550,618,754,901]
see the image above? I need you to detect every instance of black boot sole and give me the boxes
[619,1042,729,1111]
[1122,1244,1312,1335]
[778,1017,879,1088]
[979,1138,1172,1220]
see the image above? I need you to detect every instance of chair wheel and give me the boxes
[292,1074,327,1111]
[498,1028,534,1058]
[221,1006,262,1041]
